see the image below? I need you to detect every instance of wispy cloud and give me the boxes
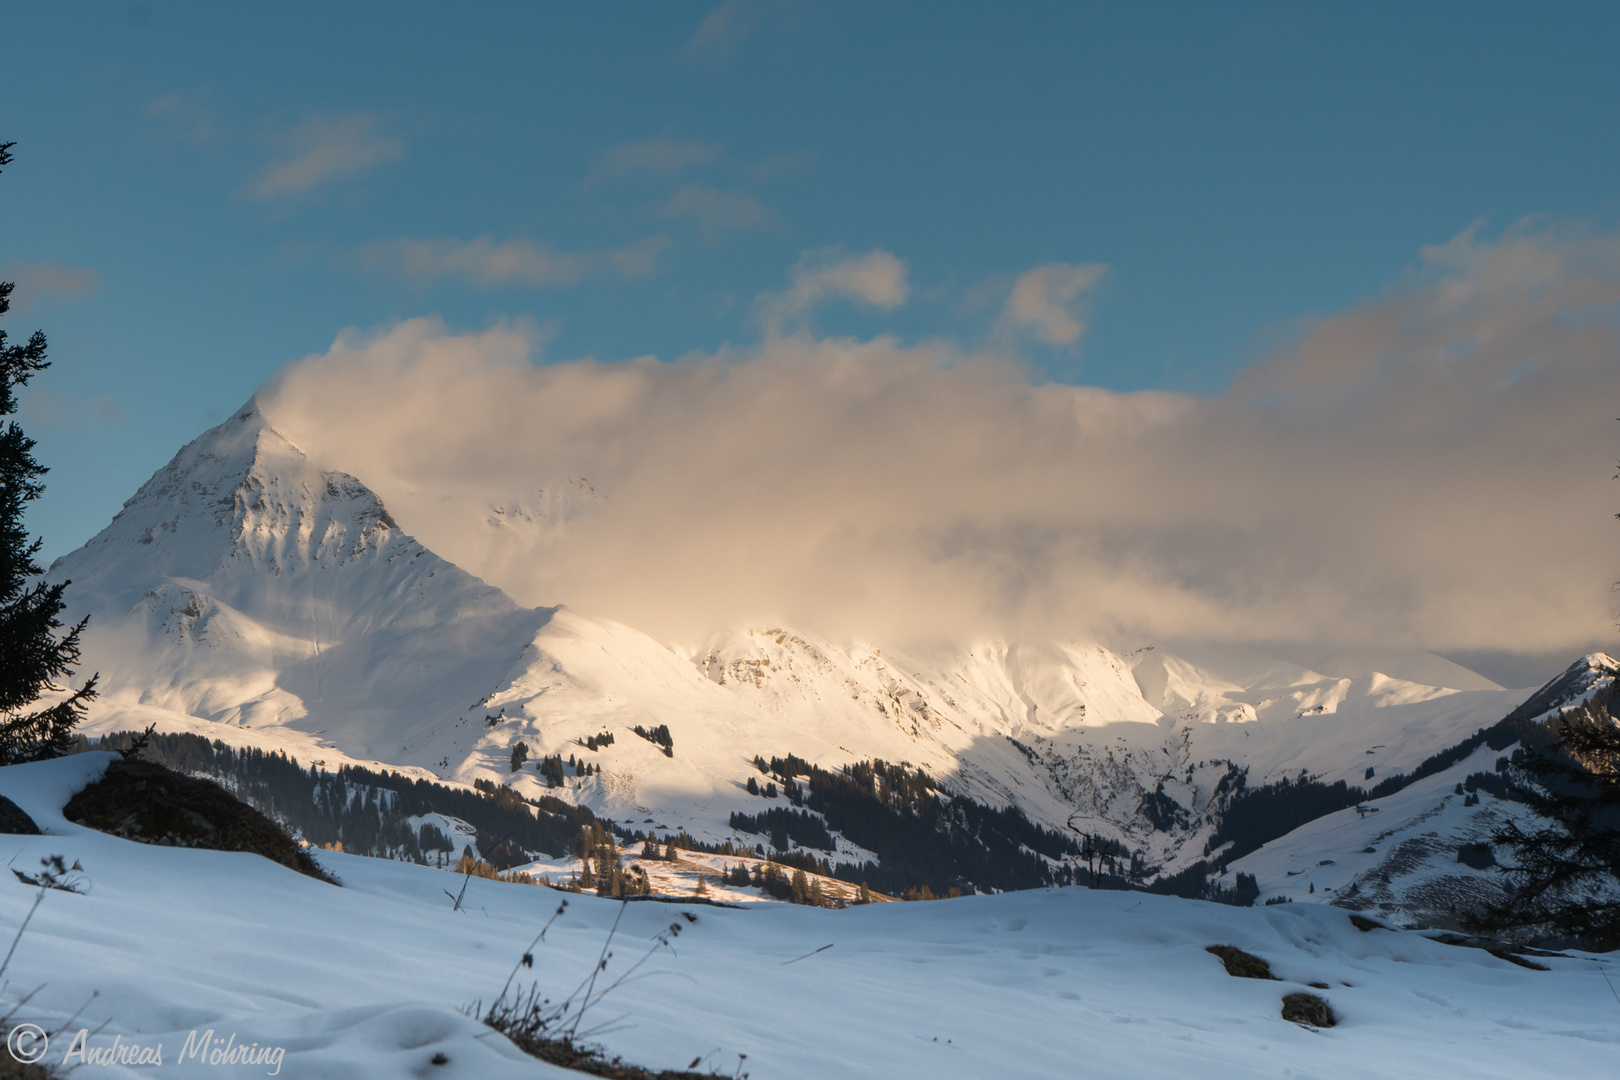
[0,262,100,312]
[19,387,124,429]
[756,247,909,331]
[606,236,674,279]
[243,112,404,201]
[585,137,812,252]
[588,137,720,184]
[747,147,818,183]
[353,234,670,289]
[1000,262,1107,346]
[589,136,814,189]
[145,91,215,145]
[662,184,771,243]
[679,0,768,67]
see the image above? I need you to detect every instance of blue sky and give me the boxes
[4,0,1620,573]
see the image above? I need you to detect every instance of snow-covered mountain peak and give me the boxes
[51,400,422,599]
[1503,650,1619,724]
[49,401,545,754]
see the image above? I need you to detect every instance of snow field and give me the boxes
[0,755,1614,1079]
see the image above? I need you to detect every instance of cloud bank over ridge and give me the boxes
[259,225,1620,661]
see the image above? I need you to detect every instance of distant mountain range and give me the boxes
[47,400,1617,919]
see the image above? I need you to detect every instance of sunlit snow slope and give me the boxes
[48,403,547,767]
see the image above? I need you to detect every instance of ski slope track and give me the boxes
[47,402,1578,887]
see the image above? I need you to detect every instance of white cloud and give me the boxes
[1001,262,1107,345]
[757,247,909,331]
[259,224,1620,662]
[353,235,670,288]
[663,184,771,243]
[243,112,404,201]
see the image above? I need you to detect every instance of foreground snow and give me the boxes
[1,755,1614,1079]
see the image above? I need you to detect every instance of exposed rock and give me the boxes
[0,794,40,834]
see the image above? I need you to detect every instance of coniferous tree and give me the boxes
[0,143,97,764]
[1468,694,1620,947]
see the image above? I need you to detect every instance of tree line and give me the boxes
[80,731,599,870]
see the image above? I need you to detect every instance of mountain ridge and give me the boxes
[44,401,1563,899]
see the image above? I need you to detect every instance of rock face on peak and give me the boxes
[51,402,547,762]
[58,402,491,606]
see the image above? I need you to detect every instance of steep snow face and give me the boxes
[445,610,834,829]
[668,629,1176,828]
[49,403,547,762]
[686,630,1159,756]
[51,403,523,627]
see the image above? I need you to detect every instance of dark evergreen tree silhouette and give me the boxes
[1467,681,1620,947]
[631,723,673,756]
[0,143,97,763]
